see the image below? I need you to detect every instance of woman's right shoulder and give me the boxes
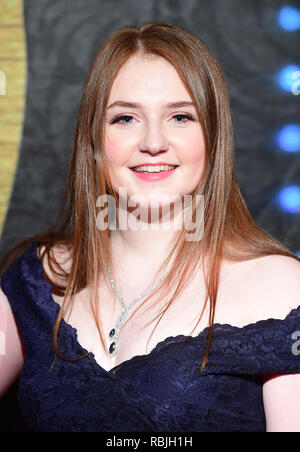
[0,286,25,398]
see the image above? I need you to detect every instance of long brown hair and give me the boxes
[1,21,299,373]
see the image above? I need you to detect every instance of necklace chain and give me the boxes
[106,243,196,357]
[107,266,170,357]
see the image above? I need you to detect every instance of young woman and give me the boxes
[0,21,299,432]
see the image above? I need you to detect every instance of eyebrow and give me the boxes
[106,100,195,110]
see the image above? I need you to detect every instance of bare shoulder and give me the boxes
[234,254,300,321]
[254,254,300,291]
[220,255,300,324]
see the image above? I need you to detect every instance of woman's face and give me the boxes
[104,53,206,210]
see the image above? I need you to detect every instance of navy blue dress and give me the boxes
[1,240,300,432]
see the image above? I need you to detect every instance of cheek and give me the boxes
[104,132,136,166]
[104,138,127,167]
[104,143,120,166]
[178,131,206,168]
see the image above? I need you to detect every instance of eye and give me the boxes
[172,113,195,124]
[110,115,135,127]
[110,113,196,127]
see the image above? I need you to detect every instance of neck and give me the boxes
[109,204,184,272]
[110,228,179,265]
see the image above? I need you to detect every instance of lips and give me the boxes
[129,165,179,182]
[130,166,178,174]
[129,164,179,169]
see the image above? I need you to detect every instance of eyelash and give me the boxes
[110,113,195,127]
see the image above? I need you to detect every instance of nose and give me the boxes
[139,122,169,155]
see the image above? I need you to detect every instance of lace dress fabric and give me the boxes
[1,241,300,432]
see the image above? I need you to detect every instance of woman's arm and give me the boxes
[263,373,300,432]
[0,288,25,399]
[258,255,300,432]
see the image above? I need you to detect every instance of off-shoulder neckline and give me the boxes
[30,240,300,376]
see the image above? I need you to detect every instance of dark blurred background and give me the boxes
[0,0,299,432]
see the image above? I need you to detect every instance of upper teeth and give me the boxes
[132,165,177,172]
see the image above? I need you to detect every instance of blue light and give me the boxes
[278,6,300,31]
[278,65,300,92]
[278,186,300,213]
[277,124,300,152]
[295,250,300,258]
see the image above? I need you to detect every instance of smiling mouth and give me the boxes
[130,164,179,173]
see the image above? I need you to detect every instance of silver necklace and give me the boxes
[107,266,170,357]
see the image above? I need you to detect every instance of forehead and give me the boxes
[108,53,191,102]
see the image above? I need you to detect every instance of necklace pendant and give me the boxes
[109,327,118,356]
[109,341,117,355]
[107,265,170,359]
[109,328,115,339]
